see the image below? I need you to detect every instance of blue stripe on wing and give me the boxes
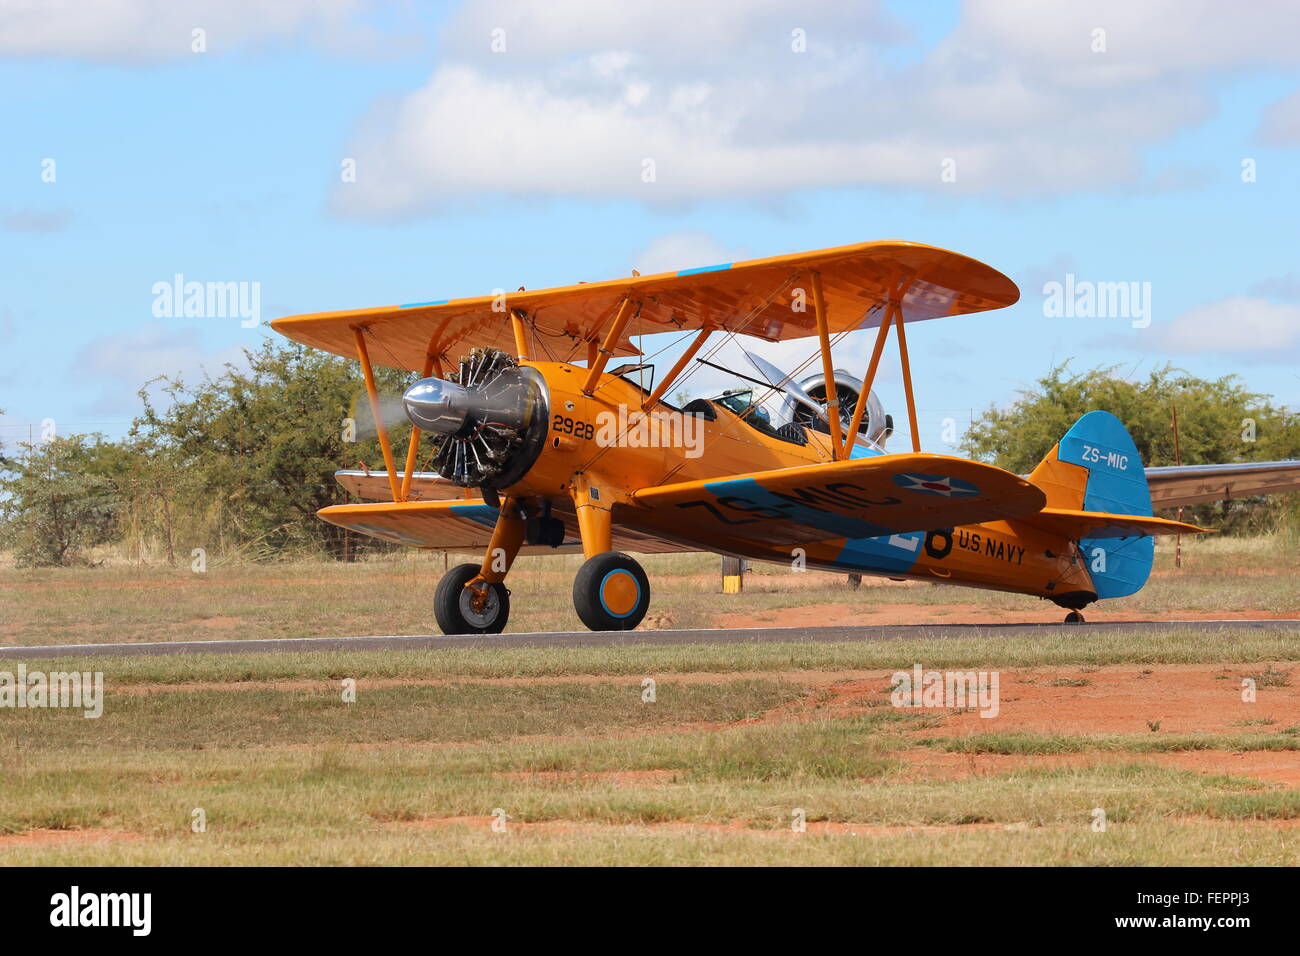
[703,477,896,538]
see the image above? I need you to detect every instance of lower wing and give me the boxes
[1146,461,1300,510]
[318,500,692,554]
[628,453,1047,549]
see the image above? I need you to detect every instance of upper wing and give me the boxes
[628,454,1046,547]
[1146,461,1300,510]
[318,500,693,554]
[271,240,1019,371]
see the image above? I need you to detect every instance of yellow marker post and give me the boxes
[721,556,744,594]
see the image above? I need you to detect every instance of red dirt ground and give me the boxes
[0,828,141,848]
[390,814,1300,836]
[805,663,1299,736]
[894,749,1300,788]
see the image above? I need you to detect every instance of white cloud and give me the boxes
[73,323,248,412]
[1143,296,1300,360]
[1258,89,1300,146]
[0,0,392,63]
[1250,273,1300,300]
[630,232,748,276]
[1,207,72,232]
[334,0,1300,216]
[438,0,905,68]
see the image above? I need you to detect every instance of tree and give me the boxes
[133,340,414,559]
[0,436,120,566]
[961,363,1300,530]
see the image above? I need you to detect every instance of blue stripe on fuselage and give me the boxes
[848,441,884,459]
[832,531,925,574]
[832,442,923,573]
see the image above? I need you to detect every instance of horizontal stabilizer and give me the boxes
[1018,507,1208,541]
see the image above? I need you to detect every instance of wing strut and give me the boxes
[843,301,894,452]
[893,300,922,453]
[840,278,921,455]
[809,272,845,458]
[398,336,442,501]
[642,325,713,412]
[581,295,638,395]
[353,326,401,502]
[510,309,532,361]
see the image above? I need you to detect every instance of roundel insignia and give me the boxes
[892,472,980,498]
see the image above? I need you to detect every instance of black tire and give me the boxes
[435,563,510,634]
[573,551,650,631]
[1064,610,1085,625]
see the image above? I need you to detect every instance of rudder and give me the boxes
[1030,410,1154,599]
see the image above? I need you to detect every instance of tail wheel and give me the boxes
[435,563,510,635]
[573,552,650,631]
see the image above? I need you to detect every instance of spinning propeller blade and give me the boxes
[741,349,830,424]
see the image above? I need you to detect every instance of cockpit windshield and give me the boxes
[713,388,772,428]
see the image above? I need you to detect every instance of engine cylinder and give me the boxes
[779,369,889,446]
[402,348,549,489]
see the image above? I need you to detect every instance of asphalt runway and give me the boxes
[0,619,1295,659]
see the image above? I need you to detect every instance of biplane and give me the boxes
[271,240,1296,634]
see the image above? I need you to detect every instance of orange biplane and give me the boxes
[272,240,1257,633]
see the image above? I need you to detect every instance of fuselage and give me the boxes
[500,361,1096,604]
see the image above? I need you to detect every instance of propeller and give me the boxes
[401,347,549,489]
[741,349,831,425]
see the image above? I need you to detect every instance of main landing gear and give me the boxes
[573,551,651,631]
[435,563,510,634]
[1063,610,1085,625]
[433,488,653,635]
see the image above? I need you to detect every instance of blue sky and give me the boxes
[2,0,1298,456]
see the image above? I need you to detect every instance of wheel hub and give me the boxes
[459,585,500,628]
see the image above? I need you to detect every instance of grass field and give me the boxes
[1,534,1297,865]
[2,629,1299,865]
[2,530,1297,646]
